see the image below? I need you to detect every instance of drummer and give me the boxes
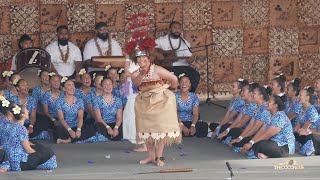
[8,34,33,71]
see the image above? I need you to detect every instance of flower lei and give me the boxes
[95,37,112,56]
[58,44,70,63]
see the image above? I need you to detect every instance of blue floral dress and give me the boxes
[55,97,84,128]
[42,90,65,119]
[285,98,303,128]
[0,119,12,170]
[92,96,122,124]
[267,111,295,155]
[75,87,95,112]
[175,92,199,122]
[31,85,49,112]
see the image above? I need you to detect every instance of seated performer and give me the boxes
[32,70,50,112]
[42,73,64,126]
[230,85,271,152]
[242,95,295,159]
[93,77,123,141]
[270,73,288,102]
[313,78,320,113]
[218,83,259,144]
[294,86,319,156]
[176,73,208,137]
[75,69,95,125]
[91,73,104,98]
[0,101,57,171]
[285,78,303,127]
[8,34,33,71]
[0,107,11,173]
[83,22,123,73]
[155,21,200,92]
[3,72,20,99]
[45,25,82,81]
[54,78,96,144]
[11,79,51,139]
[209,78,248,138]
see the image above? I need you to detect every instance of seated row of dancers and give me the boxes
[209,74,320,159]
[0,67,207,172]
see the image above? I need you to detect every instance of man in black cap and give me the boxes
[83,22,123,73]
[9,34,33,71]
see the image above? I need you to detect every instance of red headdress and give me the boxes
[125,13,156,56]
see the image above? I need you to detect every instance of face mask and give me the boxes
[170,32,180,39]
[58,38,68,46]
[97,33,109,41]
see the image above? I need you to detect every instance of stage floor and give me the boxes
[1,101,320,180]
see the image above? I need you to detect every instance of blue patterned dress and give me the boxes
[254,103,271,124]
[56,97,84,128]
[4,88,14,100]
[10,95,36,125]
[175,92,199,122]
[285,98,303,128]
[42,90,65,119]
[296,105,319,155]
[313,95,320,114]
[31,85,49,112]
[267,111,295,155]
[75,87,95,112]
[92,96,122,124]
[0,119,12,170]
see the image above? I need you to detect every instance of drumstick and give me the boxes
[160,168,193,173]
[137,168,193,174]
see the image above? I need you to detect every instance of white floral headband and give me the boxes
[276,73,284,78]
[237,78,244,82]
[178,73,185,78]
[12,106,21,115]
[92,73,96,80]
[2,71,13,78]
[37,69,42,76]
[2,99,10,107]
[278,92,285,97]
[12,78,19,86]
[105,65,111,71]
[48,72,56,77]
[118,68,124,74]
[304,86,310,90]
[61,76,68,83]
[263,85,269,89]
[79,68,86,76]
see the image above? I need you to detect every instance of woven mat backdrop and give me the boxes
[0,0,320,95]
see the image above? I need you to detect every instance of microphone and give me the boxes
[180,36,193,53]
[226,162,234,179]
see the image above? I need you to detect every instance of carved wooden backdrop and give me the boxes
[0,0,320,94]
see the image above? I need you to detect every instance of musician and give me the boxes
[155,21,200,92]
[45,25,82,81]
[83,22,123,73]
[8,34,33,71]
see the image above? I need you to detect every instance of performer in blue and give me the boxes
[294,86,318,156]
[93,77,123,141]
[242,95,295,159]
[31,70,50,112]
[4,72,20,100]
[55,78,96,144]
[285,78,303,127]
[11,79,51,139]
[176,73,208,137]
[209,78,248,138]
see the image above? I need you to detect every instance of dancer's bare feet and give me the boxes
[257,153,268,159]
[0,168,7,173]
[56,138,71,144]
[156,157,165,166]
[139,156,156,165]
[134,144,147,152]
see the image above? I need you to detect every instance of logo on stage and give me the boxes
[274,159,304,170]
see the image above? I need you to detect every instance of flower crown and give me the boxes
[48,72,56,77]
[178,73,186,78]
[12,106,21,115]
[61,76,68,83]
[79,68,86,76]
[2,71,13,78]
[118,68,124,74]
[304,86,310,90]
[12,78,19,86]
[2,99,10,107]
[105,65,111,71]
[278,92,285,97]
[237,78,244,82]
[125,13,156,56]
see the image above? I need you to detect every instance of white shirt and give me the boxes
[83,38,123,72]
[45,41,82,77]
[155,34,192,66]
